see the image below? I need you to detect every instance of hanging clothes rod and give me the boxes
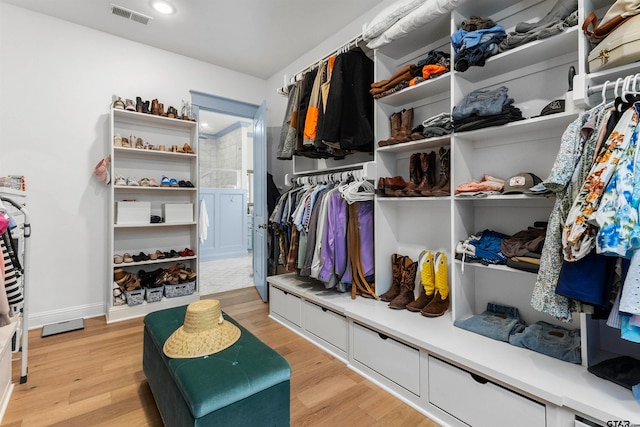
[277,34,365,96]
[587,73,640,96]
[291,169,365,186]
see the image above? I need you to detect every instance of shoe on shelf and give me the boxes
[182,143,195,154]
[135,137,144,149]
[121,137,130,148]
[114,254,123,264]
[183,180,194,188]
[180,248,195,257]
[114,133,122,147]
[169,178,179,187]
[125,99,136,111]
[114,175,127,186]
[149,178,159,187]
[139,177,151,187]
[126,177,139,186]
[113,96,125,110]
[123,253,134,263]
[155,250,166,259]
[160,176,171,187]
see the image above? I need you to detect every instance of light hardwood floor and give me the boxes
[2,287,439,427]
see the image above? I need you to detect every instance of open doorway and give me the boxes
[197,109,254,295]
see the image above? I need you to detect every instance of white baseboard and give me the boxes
[26,303,105,330]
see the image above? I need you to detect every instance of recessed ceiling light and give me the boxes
[150,0,175,14]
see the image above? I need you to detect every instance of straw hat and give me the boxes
[163,299,241,359]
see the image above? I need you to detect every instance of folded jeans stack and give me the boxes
[452,86,524,132]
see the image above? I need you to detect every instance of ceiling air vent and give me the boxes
[110,4,153,25]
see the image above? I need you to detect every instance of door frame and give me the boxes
[190,91,267,300]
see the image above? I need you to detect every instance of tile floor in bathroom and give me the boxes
[198,253,254,295]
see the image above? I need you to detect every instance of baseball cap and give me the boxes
[537,99,565,117]
[503,173,543,195]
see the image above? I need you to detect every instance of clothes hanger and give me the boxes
[597,80,610,109]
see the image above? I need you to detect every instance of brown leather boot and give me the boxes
[379,112,403,146]
[394,153,421,196]
[388,261,418,309]
[393,108,414,144]
[421,252,449,317]
[407,251,435,312]
[151,99,160,115]
[407,152,435,196]
[421,147,450,196]
[379,254,412,302]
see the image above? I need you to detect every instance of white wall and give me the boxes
[0,3,266,327]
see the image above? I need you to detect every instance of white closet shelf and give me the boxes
[377,135,450,153]
[375,73,450,107]
[114,222,197,229]
[376,196,451,204]
[112,255,197,268]
[455,27,578,85]
[114,186,197,192]
[453,195,556,207]
[113,147,197,159]
[453,111,579,145]
[453,259,537,275]
[112,109,197,130]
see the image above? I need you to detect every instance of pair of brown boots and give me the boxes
[376,147,451,197]
[379,251,449,317]
[378,108,423,147]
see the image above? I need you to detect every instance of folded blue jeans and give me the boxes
[454,303,525,342]
[509,321,581,364]
[452,86,512,121]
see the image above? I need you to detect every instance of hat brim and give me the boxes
[163,320,241,359]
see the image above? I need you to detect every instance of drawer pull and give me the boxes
[283,291,288,295]
[321,307,328,312]
[378,333,389,340]
[470,373,488,384]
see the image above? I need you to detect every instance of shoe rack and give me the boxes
[268,0,640,425]
[108,108,199,323]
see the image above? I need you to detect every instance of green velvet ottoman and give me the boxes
[143,305,291,427]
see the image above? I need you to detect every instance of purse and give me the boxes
[588,13,640,72]
[582,0,640,44]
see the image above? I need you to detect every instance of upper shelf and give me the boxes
[113,146,197,159]
[113,108,197,130]
[375,72,450,107]
[454,26,579,85]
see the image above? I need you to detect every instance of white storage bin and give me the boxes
[116,201,150,225]
[303,300,347,352]
[352,322,420,395]
[270,285,302,327]
[163,203,193,223]
[428,356,546,427]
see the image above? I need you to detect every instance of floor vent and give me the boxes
[110,4,152,25]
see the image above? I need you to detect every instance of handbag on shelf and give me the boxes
[587,13,640,72]
[582,0,640,44]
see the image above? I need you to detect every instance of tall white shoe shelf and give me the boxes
[108,108,200,323]
[268,0,640,425]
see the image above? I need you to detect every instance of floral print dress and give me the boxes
[594,103,640,258]
[563,105,639,262]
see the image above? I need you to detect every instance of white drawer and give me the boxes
[352,322,420,395]
[303,300,347,352]
[269,285,302,327]
[428,356,546,427]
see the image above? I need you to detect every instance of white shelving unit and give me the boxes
[108,109,199,323]
[269,0,640,425]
